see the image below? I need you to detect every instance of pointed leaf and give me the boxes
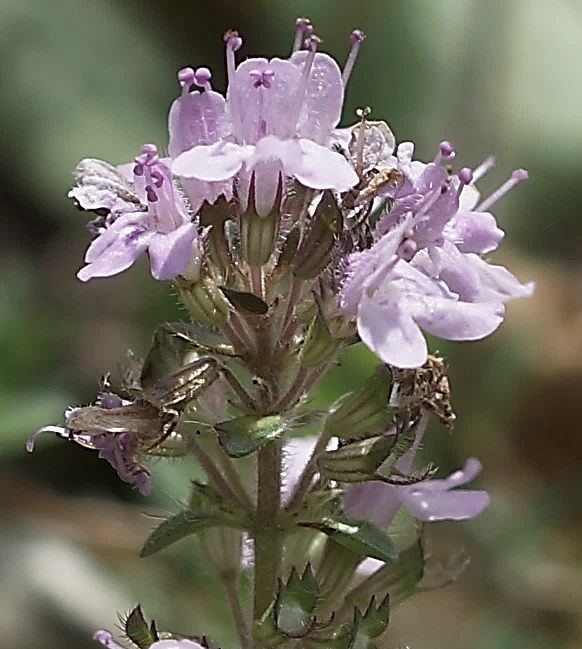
[275,565,320,637]
[140,509,239,557]
[124,605,158,649]
[216,414,288,458]
[139,325,192,388]
[298,516,397,563]
[220,286,269,315]
[354,595,390,639]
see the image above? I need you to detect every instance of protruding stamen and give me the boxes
[477,169,528,212]
[434,140,455,165]
[178,67,195,94]
[354,106,372,177]
[224,30,245,144]
[472,155,495,182]
[287,34,320,137]
[342,29,365,87]
[292,17,312,53]
[458,167,473,185]
[194,67,213,91]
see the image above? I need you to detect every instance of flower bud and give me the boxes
[300,314,342,367]
[292,190,342,279]
[199,197,234,278]
[317,435,395,482]
[240,213,279,267]
[325,365,394,441]
[239,172,283,267]
[175,275,230,327]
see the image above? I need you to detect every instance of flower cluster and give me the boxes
[30,16,533,649]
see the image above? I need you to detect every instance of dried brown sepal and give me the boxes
[389,355,456,428]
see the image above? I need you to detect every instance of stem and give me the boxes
[253,439,282,621]
[275,363,327,412]
[277,277,304,346]
[226,310,259,354]
[223,574,252,649]
[207,433,254,512]
[221,365,258,412]
[187,435,242,508]
[250,265,264,299]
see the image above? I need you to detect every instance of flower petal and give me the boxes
[291,51,344,143]
[357,295,428,368]
[168,89,228,157]
[147,222,198,280]
[413,294,505,341]
[295,139,359,191]
[78,215,151,281]
[173,142,250,182]
[402,487,490,522]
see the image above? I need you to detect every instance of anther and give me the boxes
[145,185,159,203]
[434,141,455,165]
[224,30,243,52]
[194,67,213,90]
[342,29,365,87]
[178,67,196,90]
[249,68,275,88]
[458,167,473,185]
[150,169,164,188]
[292,17,313,53]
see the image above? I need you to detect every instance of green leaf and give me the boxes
[298,516,398,563]
[219,286,269,315]
[139,325,192,388]
[317,435,396,483]
[140,509,239,557]
[124,605,159,649]
[275,565,319,637]
[216,414,288,458]
[353,595,391,639]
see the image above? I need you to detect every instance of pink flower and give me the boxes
[73,144,198,282]
[171,28,360,216]
[339,143,534,367]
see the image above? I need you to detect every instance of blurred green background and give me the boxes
[1,0,581,648]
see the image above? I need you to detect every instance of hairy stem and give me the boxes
[187,435,243,508]
[253,439,282,623]
[223,574,252,649]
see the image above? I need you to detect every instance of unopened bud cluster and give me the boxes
[29,16,532,649]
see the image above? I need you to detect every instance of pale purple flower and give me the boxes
[75,144,198,282]
[339,143,534,367]
[172,26,360,216]
[342,415,489,526]
[342,457,490,527]
[94,629,204,649]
